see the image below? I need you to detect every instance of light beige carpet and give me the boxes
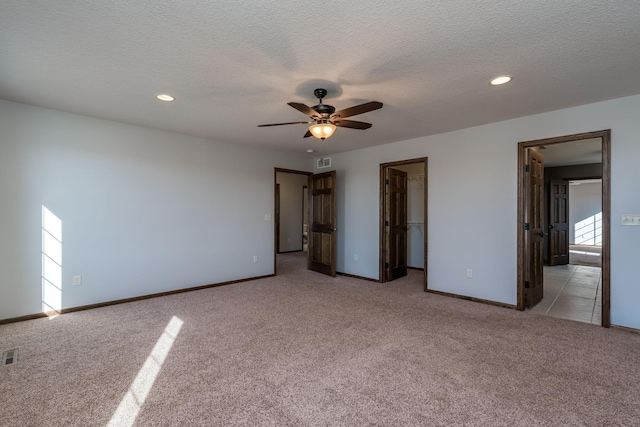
[1,252,638,426]
[570,244,602,267]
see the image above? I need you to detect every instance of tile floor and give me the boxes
[528,264,602,324]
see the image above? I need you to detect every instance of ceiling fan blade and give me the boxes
[332,101,383,119]
[288,102,320,118]
[257,121,310,127]
[333,119,372,130]
[303,130,312,138]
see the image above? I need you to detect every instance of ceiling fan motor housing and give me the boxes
[312,88,335,116]
[313,103,335,116]
[313,88,328,99]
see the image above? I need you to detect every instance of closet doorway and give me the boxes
[274,168,312,275]
[379,158,428,289]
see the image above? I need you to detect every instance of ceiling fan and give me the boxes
[258,88,383,140]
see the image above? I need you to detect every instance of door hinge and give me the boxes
[385,220,389,226]
[525,164,530,172]
[524,281,530,289]
[385,262,389,269]
[385,179,389,185]
[524,223,530,230]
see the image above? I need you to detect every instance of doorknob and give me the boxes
[548,225,554,229]
[539,231,547,237]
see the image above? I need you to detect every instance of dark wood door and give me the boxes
[385,168,408,281]
[308,171,337,276]
[525,148,544,308]
[549,180,569,266]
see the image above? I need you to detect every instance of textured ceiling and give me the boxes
[2,1,640,155]
[540,138,602,168]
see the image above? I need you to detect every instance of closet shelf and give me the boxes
[407,222,424,236]
[408,174,424,190]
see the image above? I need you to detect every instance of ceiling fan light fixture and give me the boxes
[309,123,336,140]
[258,88,382,139]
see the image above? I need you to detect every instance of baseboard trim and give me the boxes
[0,274,275,325]
[611,324,640,334]
[407,266,424,271]
[336,272,380,283]
[0,312,52,325]
[426,289,516,309]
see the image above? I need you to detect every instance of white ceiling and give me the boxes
[540,138,602,168]
[2,1,640,156]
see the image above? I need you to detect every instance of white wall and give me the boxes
[320,94,640,330]
[276,172,308,252]
[569,181,602,245]
[0,100,310,320]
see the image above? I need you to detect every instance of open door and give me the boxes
[524,148,545,308]
[308,171,337,276]
[384,168,408,281]
[549,180,569,265]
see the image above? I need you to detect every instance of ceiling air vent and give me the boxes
[317,157,331,169]
[2,349,18,366]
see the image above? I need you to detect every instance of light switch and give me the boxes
[621,214,640,226]
[265,214,272,221]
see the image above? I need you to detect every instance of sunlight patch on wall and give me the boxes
[42,206,62,315]
[108,316,184,427]
[575,212,602,245]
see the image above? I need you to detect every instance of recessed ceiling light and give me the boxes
[490,76,512,86]
[307,149,314,153]
[156,94,175,102]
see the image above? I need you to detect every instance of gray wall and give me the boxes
[545,163,602,185]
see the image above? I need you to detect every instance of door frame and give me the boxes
[274,168,313,275]
[275,183,280,253]
[302,185,308,251]
[516,130,611,327]
[379,157,428,289]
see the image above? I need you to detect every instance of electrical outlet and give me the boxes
[253,255,259,263]
[264,214,272,221]
[73,275,82,286]
[466,269,473,279]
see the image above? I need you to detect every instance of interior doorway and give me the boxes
[274,168,312,275]
[517,130,610,327]
[379,158,428,289]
